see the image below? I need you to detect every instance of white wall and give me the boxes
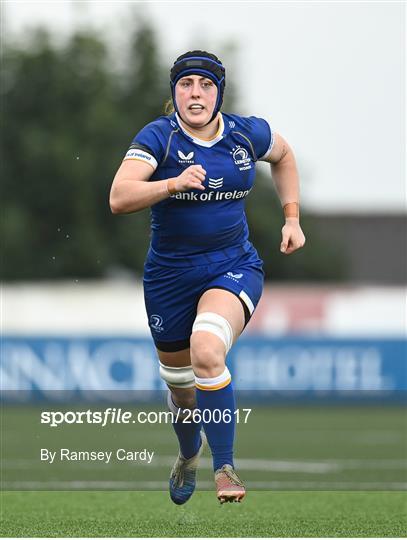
[3,281,406,337]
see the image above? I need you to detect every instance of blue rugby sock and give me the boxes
[167,392,202,460]
[195,367,235,471]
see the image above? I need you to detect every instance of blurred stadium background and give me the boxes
[1,0,406,502]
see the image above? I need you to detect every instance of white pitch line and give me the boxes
[3,457,406,473]
[322,459,407,470]
[152,457,339,473]
[0,457,339,473]
[2,480,407,490]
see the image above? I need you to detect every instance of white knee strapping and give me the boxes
[192,312,234,353]
[159,362,195,388]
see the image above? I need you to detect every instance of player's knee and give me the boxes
[190,312,233,378]
[190,332,226,378]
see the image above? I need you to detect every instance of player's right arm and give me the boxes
[109,161,206,214]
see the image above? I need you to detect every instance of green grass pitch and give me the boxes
[1,490,406,537]
[1,404,406,536]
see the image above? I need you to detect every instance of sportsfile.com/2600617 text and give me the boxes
[40,408,252,427]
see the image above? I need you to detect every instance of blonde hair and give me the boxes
[164,98,175,115]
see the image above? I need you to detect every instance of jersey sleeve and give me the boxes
[123,120,168,171]
[245,116,274,161]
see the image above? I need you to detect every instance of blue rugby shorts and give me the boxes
[143,250,264,352]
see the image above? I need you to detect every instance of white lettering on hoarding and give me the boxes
[234,346,392,391]
[0,341,163,394]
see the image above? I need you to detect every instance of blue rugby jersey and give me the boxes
[123,112,274,266]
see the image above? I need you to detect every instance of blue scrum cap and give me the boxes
[170,50,226,123]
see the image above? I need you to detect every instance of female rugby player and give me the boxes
[110,50,305,504]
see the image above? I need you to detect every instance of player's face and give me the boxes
[175,75,218,127]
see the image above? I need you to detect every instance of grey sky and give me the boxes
[3,1,405,213]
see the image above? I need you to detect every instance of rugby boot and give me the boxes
[215,464,246,503]
[169,432,206,505]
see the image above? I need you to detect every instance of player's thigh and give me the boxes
[197,288,245,345]
[158,348,191,368]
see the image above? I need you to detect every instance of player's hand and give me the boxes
[280,218,306,255]
[174,165,206,192]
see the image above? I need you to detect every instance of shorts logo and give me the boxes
[229,121,236,128]
[178,150,194,164]
[225,272,243,282]
[230,145,252,171]
[208,177,223,189]
[150,314,164,332]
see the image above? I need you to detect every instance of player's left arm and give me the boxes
[263,133,306,255]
